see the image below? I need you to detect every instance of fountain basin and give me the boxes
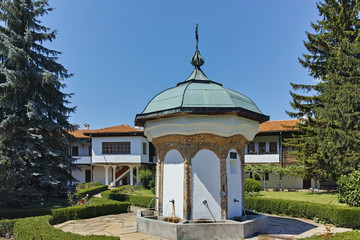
[136,209,268,240]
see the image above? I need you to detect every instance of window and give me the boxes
[72,146,78,156]
[247,142,256,154]
[264,172,269,181]
[230,152,237,159]
[270,142,277,154]
[143,142,147,155]
[259,142,266,154]
[102,142,130,154]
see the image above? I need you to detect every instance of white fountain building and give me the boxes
[135,26,269,223]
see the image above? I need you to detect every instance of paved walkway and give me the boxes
[54,207,352,240]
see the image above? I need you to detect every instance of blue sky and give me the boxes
[42,1,319,129]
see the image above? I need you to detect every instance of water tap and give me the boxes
[234,198,240,203]
[169,199,175,203]
[203,200,207,205]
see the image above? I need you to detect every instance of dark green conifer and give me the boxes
[0,0,76,206]
[287,0,360,181]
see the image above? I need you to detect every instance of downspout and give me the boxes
[279,132,283,167]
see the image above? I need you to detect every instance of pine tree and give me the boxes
[0,0,76,206]
[287,0,360,181]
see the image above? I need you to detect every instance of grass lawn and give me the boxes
[115,185,154,197]
[302,230,360,239]
[257,191,345,206]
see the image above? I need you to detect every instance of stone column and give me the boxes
[183,157,192,220]
[130,166,134,186]
[104,165,110,185]
[220,157,228,220]
[136,166,140,185]
[158,159,164,215]
[112,165,117,186]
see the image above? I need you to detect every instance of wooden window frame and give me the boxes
[102,142,131,154]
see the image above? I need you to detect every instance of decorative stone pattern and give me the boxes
[152,133,248,220]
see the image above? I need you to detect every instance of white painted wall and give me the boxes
[245,135,279,154]
[226,149,243,218]
[162,150,184,219]
[73,156,91,164]
[191,150,221,220]
[72,165,90,183]
[144,115,259,142]
[92,136,149,164]
[92,165,111,185]
[245,154,279,164]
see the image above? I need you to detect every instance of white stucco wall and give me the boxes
[92,136,148,164]
[72,165,90,183]
[226,149,243,218]
[144,115,259,142]
[92,165,111,185]
[191,150,221,220]
[245,154,279,164]
[162,150,184,219]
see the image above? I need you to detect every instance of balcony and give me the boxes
[245,153,279,164]
[73,156,91,164]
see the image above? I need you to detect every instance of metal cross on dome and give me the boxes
[196,23,199,51]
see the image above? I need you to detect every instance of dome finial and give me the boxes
[191,24,205,68]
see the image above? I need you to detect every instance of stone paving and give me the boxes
[54,206,352,240]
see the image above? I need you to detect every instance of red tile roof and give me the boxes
[68,129,92,138]
[259,119,300,133]
[86,124,143,134]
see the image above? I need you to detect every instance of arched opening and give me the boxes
[191,149,221,220]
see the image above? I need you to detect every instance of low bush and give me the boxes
[0,219,17,238]
[0,206,54,219]
[13,215,118,240]
[75,185,108,198]
[337,170,360,207]
[51,198,130,224]
[302,230,360,239]
[102,189,155,208]
[138,169,153,189]
[245,196,360,229]
[76,182,102,190]
[244,178,261,193]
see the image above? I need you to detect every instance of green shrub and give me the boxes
[0,206,53,219]
[75,185,108,198]
[0,219,17,238]
[302,230,360,239]
[76,182,102,190]
[337,170,360,207]
[149,179,155,194]
[101,189,155,208]
[13,215,118,240]
[244,178,261,193]
[51,198,129,224]
[245,196,360,229]
[138,169,153,189]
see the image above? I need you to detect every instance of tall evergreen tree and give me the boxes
[287,0,360,181]
[0,0,76,206]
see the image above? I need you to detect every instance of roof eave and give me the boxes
[84,132,144,137]
[135,107,269,126]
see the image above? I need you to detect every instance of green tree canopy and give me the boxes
[0,0,76,206]
[287,0,360,181]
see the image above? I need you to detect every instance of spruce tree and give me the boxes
[0,0,76,206]
[287,0,360,181]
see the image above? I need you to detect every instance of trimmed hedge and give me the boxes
[75,185,108,198]
[0,219,17,238]
[101,189,155,208]
[51,198,130,224]
[245,196,360,229]
[13,215,118,240]
[0,206,53,219]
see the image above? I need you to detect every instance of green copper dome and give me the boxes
[135,26,268,126]
[141,81,263,115]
